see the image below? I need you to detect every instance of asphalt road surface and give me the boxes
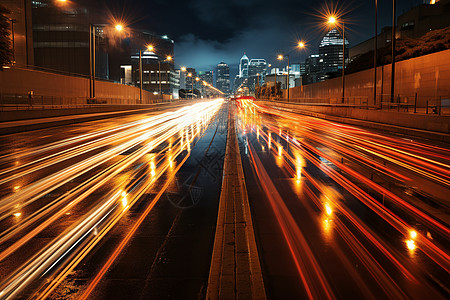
[0,100,226,299]
[236,99,449,299]
[0,98,449,299]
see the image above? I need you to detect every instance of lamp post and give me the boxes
[139,48,143,103]
[180,67,187,99]
[328,16,346,103]
[138,45,154,104]
[141,45,172,102]
[374,0,378,106]
[390,0,396,103]
[9,19,16,64]
[297,41,306,91]
[187,73,193,99]
[195,77,200,99]
[158,55,172,101]
[89,24,94,100]
[277,54,290,101]
[90,23,123,100]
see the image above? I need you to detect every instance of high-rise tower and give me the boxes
[239,53,249,78]
[216,62,230,95]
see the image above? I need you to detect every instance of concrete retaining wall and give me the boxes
[285,49,450,106]
[257,100,450,141]
[0,67,170,104]
[0,104,171,122]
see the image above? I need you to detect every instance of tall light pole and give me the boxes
[297,41,306,90]
[390,0,396,103]
[9,19,16,64]
[138,45,154,104]
[328,16,347,103]
[139,48,143,103]
[273,64,278,99]
[277,54,290,101]
[180,67,187,99]
[140,45,172,102]
[187,73,193,99]
[89,24,94,100]
[342,22,345,103]
[90,23,123,100]
[374,0,378,106]
[158,55,172,101]
[195,77,200,99]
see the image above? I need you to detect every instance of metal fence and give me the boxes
[259,94,450,115]
[0,93,177,111]
[377,94,450,115]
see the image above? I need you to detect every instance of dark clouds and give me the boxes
[106,0,426,74]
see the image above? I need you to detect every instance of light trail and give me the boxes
[0,99,223,299]
[235,99,450,298]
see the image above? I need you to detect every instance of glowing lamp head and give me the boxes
[328,16,336,24]
[166,55,172,61]
[187,73,192,77]
[147,45,154,51]
[181,66,187,72]
[195,77,200,81]
[298,41,305,48]
[325,203,333,216]
[268,64,272,67]
[406,239,416,250]
[277,55,283,60]
[115,24,123,31]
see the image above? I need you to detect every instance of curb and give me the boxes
[206,102,266,300]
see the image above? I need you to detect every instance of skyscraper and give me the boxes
[319,29,349,78]
[199,70,214,97]
[199,70,213,85]
[248,59,267,90]
[216,62,230,95]
[303,54,321,84]
[239,53,249,78]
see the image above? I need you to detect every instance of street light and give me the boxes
[143,45,173,102]
[327,15,346,103]
[194,77,200,99]
[9,19,16,64]
[374,0,378,106]
[138,44,155,104]
[297,41,307,89]
[90,23,123,100]
[268,63,278,99]
[277,54,290,101]
[391,0,396,103]
[187,73,193,99]
[158,55,172,101]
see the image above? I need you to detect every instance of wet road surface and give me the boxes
[236,100,449,299]
[0,100,225,299]
[0,98,449,299]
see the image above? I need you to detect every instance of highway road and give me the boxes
[0,100,225,299]
[236,99,449,299]
[0,98,449,299]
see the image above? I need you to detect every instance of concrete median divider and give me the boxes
[206,102,266,300]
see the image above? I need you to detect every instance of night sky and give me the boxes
[105,0,427,77]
